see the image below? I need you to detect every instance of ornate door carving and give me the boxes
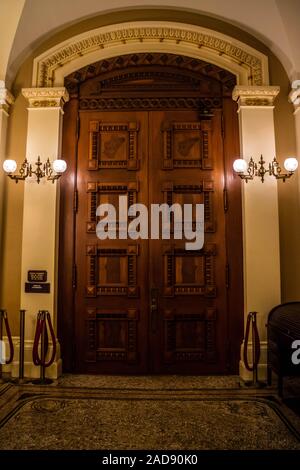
[73,109,227,374]
[148,110,227,373]
[60,54,243,374]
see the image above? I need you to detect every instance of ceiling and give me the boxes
[3,0,300,86]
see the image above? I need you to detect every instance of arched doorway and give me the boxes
[58,53,243,374]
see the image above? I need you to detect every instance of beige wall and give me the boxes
[0,0,25,82]
[272,55,300,302]
[1,9,299,336]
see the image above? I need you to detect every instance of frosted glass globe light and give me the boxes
[233,158,248,173]
[283,157,298,172]
[3,159,17,173]
[52,159,67,174]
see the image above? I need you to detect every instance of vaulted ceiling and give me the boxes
[2,0,300,86]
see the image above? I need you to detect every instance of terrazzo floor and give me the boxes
[0,375,299,450]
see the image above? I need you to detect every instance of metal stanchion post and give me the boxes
[40,317,46,383]
[18,310,26,383]
[0,309,14,383]
[32,311,53,385]
[242,311,266,388]
[252,316,258,385]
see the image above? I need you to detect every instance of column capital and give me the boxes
[22,87,69,109]
[0,81,15,114]
[232,85,280,107]
[289,80,300,112]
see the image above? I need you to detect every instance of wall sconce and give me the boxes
[233,155,298,183]
[3,157,67,184]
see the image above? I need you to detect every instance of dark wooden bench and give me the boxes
[267,301,300,396]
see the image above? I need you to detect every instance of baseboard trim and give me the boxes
[2,336,62,379]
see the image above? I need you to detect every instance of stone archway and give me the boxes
[32,21,269,87]
[15,21,280,379]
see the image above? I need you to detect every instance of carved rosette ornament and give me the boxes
[22,87,69,109]
[0,82,14,114]
[232,85,280,107]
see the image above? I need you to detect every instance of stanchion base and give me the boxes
[241,380,267,389]
[31,378,53,385]
[12,378,31,385]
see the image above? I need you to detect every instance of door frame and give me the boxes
[58,54,243,373]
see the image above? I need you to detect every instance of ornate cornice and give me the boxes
[0,82,14,113]
[232,85,280,107]
[22,87,69,108]
[32,21,269,87]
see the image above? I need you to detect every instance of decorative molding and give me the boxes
[65,53,236,96]
[22,87,69,109]
[80,97,222,111]
[163,244,216,297]
[162,121,213,170]
[232,85,280,107]
[86,308,138,363]
[289,80,300,112]
[0,84,14,113]
[164,307,217,363]
[32,21,269,87]
[86,244,139,298]
[2,336,61,379]
[88,120,139,170]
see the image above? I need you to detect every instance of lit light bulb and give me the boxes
[52,159,67,174]
[284,157,298,172]
[233,158,248,173]
[3,159,17,173]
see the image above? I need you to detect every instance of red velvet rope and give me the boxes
[44,312,56,367]
[243,312,261,371]
[32,312,43,366]
[2,311,14,364]
[32,311,56,368]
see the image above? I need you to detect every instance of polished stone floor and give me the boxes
[0,375,299,450]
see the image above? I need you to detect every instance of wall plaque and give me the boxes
[27,270,47,282]
[25,283,50,294]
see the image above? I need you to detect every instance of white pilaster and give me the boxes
[232,85,281,381]
[0,81,14,288]
[16,87,69,379]
[289,81,300,205]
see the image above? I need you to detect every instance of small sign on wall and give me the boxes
[28,270,47,282]
[25,270,50,293]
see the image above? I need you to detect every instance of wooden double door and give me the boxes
[72,107,229,374]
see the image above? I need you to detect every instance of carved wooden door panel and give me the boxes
[148,110,227,373]
[75,109,227,374]
[75,111,149,373]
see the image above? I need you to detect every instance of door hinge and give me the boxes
[73,189,78,213]
[76,115,81,140]
[221,112,225,140]
[223,187,228,212]
[72,263,77,290]
[225,262,230,289]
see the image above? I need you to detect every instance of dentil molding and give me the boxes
[232,85,280,107]
[22,87,69,108]
[32,21,269,87]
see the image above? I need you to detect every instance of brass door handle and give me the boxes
[150,288,159,333]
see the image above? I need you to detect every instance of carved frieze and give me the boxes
[232,85,280,107]
[33,23,267,87]
[22,87,69,109]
